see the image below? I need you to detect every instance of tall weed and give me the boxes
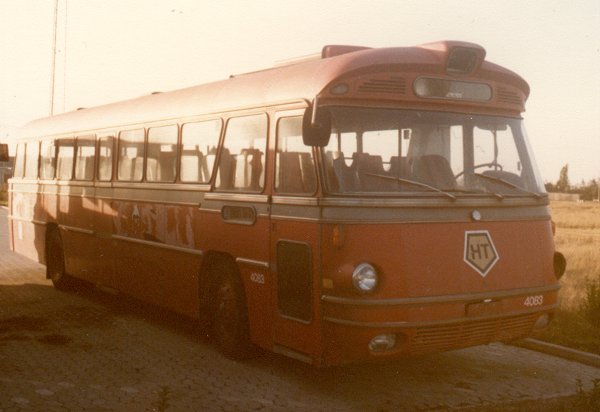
[582,278,600,328]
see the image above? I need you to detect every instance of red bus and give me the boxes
[7,41,565,366]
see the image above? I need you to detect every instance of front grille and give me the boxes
[357,76,406,95]
[409,313,536,355]
[496,87,522,105]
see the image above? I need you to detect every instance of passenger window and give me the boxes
[117,129,145,181]
[13,144,25,178]
[74,136,96,181]
[275,117,316,194]
[180,120,221,183]
[25,141,40,179]
[40,140,57,179]
[146,125,177,182]
[217,114,267,192]
[97,136,114,181]
[57,139,75,180]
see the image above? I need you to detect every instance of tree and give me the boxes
[556,164,570,193]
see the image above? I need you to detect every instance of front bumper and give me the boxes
[321,284,559,365]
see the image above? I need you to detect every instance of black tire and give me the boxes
[209,268,251,358]
[46,230,73,291]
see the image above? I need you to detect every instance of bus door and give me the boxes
[270,113,322,363]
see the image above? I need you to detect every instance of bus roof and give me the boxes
[19,41,529,139]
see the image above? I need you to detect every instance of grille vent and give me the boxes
[408,313,536,355]
[496,87,522,105]
[357,76,406,95]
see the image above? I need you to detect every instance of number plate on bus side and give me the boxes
[466,300,502,317]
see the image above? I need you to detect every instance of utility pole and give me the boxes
[50,0,59,116]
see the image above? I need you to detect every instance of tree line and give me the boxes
[545,164,600,201]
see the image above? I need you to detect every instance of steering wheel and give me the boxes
[455,162,503,179]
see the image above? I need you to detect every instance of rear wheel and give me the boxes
[210,269,251,358]
[46,230,73,290]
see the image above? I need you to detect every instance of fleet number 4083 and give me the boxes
[523,295,543,307]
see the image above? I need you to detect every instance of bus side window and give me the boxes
[180,119,221,183]
[217,114,267,192]
[97,136,114,181]
[275,116,316,194]
[118,129,145,182]
[40,140,57,179]
[147,125,177,182]
[74,136,96,181]
[13,144,25,178]
[57,138,75,180]
[24,141,40,179]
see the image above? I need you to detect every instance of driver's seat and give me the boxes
[412,155,456,189]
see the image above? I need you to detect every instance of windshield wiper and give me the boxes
[473,173,543,199]
[364,173,456,201]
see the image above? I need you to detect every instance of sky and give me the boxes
[1,0,598,184]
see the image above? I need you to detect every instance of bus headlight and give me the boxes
[352,263,378,293]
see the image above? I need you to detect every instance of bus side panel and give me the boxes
[10,186,46,264]
[92,194,117,288]
[112,200,201,318]
[59,185,99,281]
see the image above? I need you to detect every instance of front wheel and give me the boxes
[210,269,251,359]
[46,230,73,290]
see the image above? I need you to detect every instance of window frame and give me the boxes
[74,135,97,181]
[117,128,146,182]
[179,118,223,184]
[56,138,75,181]
[97,135,115,182]
[146,124,179,183]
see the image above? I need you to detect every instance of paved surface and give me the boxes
[1,206,600,411]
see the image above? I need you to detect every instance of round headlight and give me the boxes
[352,263,378,293]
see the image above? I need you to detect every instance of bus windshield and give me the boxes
[321,107,545,197]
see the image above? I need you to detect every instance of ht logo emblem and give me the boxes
[464,231,499,277]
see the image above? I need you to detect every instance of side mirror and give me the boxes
[0,144,9,162]
[302,103,331,147]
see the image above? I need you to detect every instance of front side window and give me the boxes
[216,114,267,191]
[322,108,544,197]
[57,138,75,180]
[147,125,177,182]
[75,136,96,181]
[118,129,145,181]
[275,117,316,194]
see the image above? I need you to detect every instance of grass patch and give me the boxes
[534,201,600,354]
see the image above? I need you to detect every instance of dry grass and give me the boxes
[550,201,600,309]
[534,201,600,354]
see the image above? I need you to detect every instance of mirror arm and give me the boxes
[310,96,320,128]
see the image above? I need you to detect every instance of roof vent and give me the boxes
[357,75,406,95]
[321,45,371,58]
[496,87,522,105]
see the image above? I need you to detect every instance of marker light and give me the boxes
[330,83,349,95]
[352,263,378,293]
[369,334,396,352]
[533,314,550,330]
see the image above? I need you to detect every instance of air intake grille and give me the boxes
[496,87,522,105]
[357,76,406,95]
[409,313,536,355]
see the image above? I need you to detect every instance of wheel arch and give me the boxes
[198,250,248,329]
